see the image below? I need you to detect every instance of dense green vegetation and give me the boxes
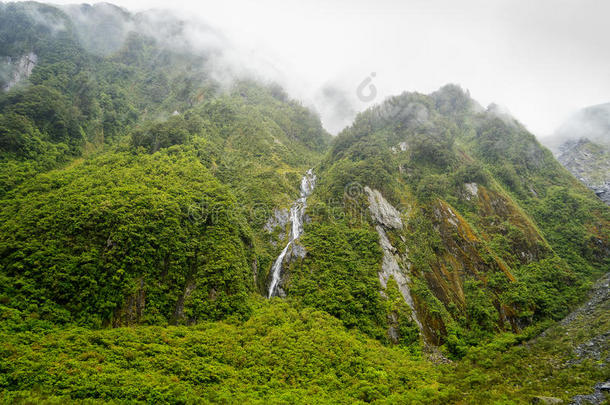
[0,301,451,404]
[285,222,388,340]
[0,2,330,327]
[2,288,608,403]
[0,2,608,403]
[303,84,609,355]
[0,151,255,326]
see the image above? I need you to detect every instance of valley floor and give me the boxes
[1,275,608,404]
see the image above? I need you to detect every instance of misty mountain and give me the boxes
[552,102,610,148]
[0,2,608,403]
[557,138,610,205]
[548,103,610,206]
[299,84,608,349]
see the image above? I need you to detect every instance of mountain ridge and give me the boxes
[550,102,610,206]
[0,2,608,403]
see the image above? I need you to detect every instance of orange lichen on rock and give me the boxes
[411,293,448,346]
[494,256,516,282]
[476,186,550,264]
[436,200,480,243]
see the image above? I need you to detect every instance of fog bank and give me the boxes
[44,0,610,137]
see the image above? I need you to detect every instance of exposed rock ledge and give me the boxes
[2,52,37,91]
[365,186,424,335]
[365,186,403,229]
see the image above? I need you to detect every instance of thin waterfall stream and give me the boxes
[267,169,316,298]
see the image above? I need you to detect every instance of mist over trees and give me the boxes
[0,2,608,404]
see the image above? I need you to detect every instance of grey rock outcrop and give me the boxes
[264,208,290,233]
[264,208,290,244]
[1,52,37,91]
[365,186,403,229]
[365,187,423,337]
[464,182,478,199]
[549,102,610,206]
[570,381,609,405]
[557,139,610,205]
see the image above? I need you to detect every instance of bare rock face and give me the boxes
[464,182,478,200]
[551,102,610,206]
[264,208,290,244]
[377,228,422,331]
[365,187,423,338]
[557,139,610,205]
[264,208,290,233]
[365,186,403,229]
[1,52,37,91]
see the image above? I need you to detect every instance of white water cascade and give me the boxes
[268,169,316,298]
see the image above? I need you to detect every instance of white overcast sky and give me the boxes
[45,0,610,137]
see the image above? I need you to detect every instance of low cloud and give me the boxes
[37,0,610,137]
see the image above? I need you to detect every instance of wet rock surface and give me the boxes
[563,273,610,404]
[557,138,610,206]
[570,381,610,405]
[1,52,37,91]
[365,187,424,339]
[365,186,403,229]
[267,170,316,298]
[264,208,290,233]
[561,273,609,328]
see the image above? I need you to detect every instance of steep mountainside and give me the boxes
[0,2,608,403]
[557,138,610,205]
[0,2,330,327]
[281,85,610,355]
[550,103,610,206]
[553,102,610,147]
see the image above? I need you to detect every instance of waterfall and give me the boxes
[268,169,316,298]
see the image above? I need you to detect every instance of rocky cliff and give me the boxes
[557,139,610,205]
[0,52,37,91]
[550,103,610,206]
[286,85,610,355]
